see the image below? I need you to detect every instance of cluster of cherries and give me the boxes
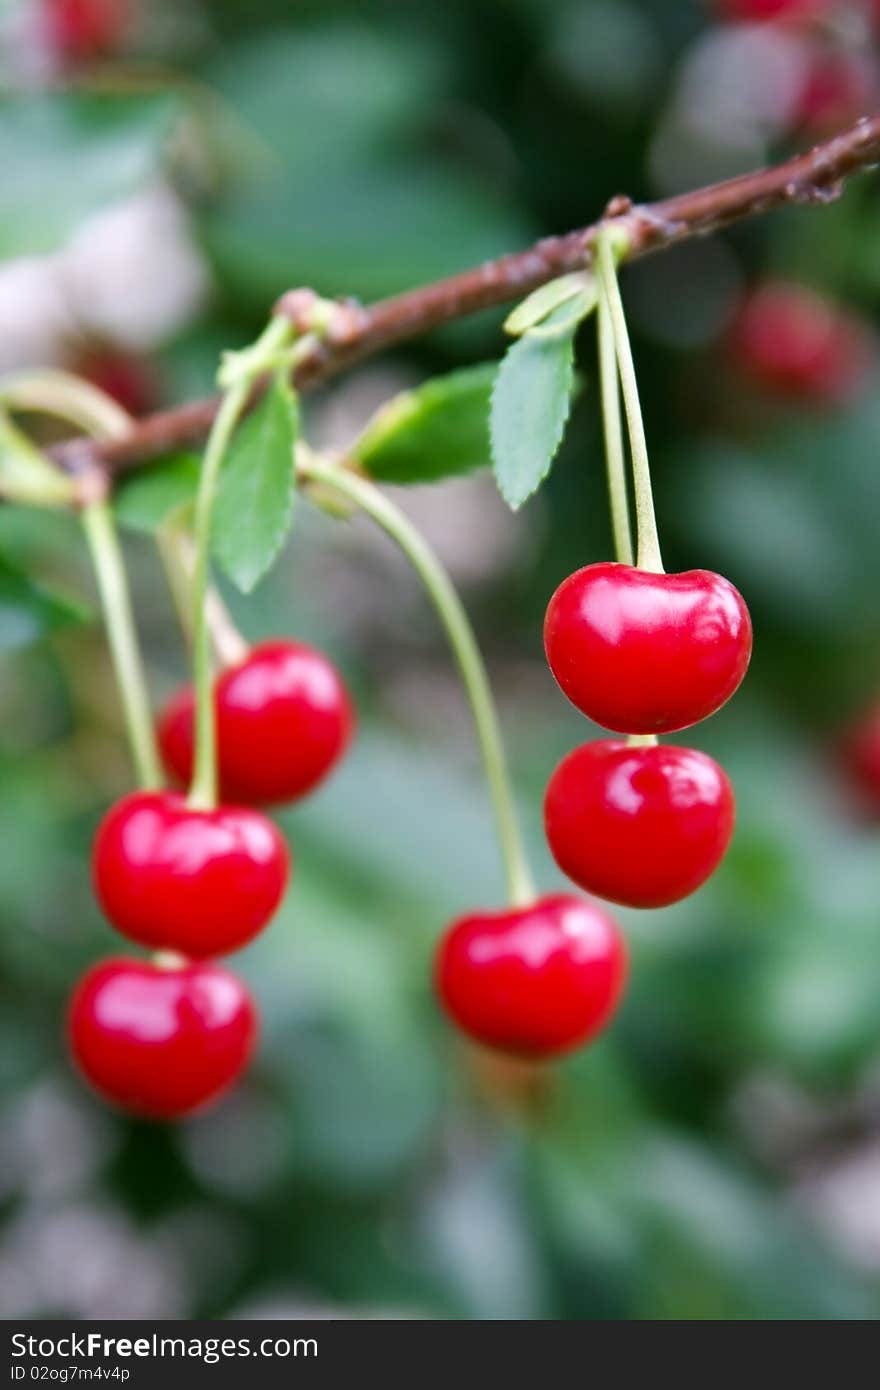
[68,641,354,1117]
[436,562,752,1063]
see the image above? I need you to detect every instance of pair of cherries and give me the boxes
[69,640,353,1118]
[434,563,752,1063]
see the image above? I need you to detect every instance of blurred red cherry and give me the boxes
[712,0,823,22]
[69,956,257,1118]
[42,0,131,62]
[71,342,159,418]
[793,49,877,135]
[544,562,752,735]
[435,895,627,1058]
[839,704,880,817]
[728,283,873,406]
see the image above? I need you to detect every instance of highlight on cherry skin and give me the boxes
[68,955,258,1118]
[92,791,290,958]
[158,639,354,807]
[544,740,736,909]
[434,895,627,1059]
[544,562,752,735]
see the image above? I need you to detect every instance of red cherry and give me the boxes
[68,956,257,1118]
[728,283,873,406]
[158,640,354,807]
[712,0,821,21]
[43,0,131,62]
[544,740,735,908]
[544,562,752,735]
[839,704,880,817]
[92,792,289,958]
[435,894,627,1059]
[72,343,158,418]
[793,50,877,136]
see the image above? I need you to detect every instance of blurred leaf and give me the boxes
[0,93,179,259]
[352,364,495,483]
[491,313,576,510]
[114,453,200,533]
[212,376,298,593]
[200,29,532,305]
[0,552,90,651]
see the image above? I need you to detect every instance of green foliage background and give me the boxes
[1,0,880,1320]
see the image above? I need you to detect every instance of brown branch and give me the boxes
[52,115,880,479]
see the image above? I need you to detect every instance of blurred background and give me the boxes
[2,0,880,1321]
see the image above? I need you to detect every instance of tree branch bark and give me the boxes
[52,114,880,479]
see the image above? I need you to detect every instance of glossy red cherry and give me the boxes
[545,740,735,908]
[68,956,257,1118]
[158,640,354,807]
[43,0,131,62]
[92,791,289,958]
[544,562,752,735]
[435,894,627,1058]
[728,283,873,406]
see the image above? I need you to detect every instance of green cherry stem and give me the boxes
[595,232,663,574]
[82,499,163,788]
[187,315,293,811]
[595,264,634,566]
[300,452,536,909]
[0,370,162,790]
[155,516,249,669]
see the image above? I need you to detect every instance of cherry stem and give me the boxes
[596,262,634,566]
[0,370,162,790]
[300,452,537,909]
[155,516,249,669]
[82,500,163,789]
[187,316,293,811]
[595,232,663,574]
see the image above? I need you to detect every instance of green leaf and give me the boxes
[352,364,496,484]
[504,273,596,336]
[212,377,299,593]
[0,552,90,652]
[490,318,577,511]
[0,93,179,260]
[113,453,201,534]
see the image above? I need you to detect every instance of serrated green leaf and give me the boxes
[114,453,201,534]
[0,552,91,652]
[352,363,495,484]
[212,376,298,593]
[490,322,576,511]
[504,273,596,336]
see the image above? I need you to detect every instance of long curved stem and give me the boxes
[596,268,633,566]
[595,234,663,574]
[0,370,162,789]
[300,454,536,908]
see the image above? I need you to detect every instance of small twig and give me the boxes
[49,115,880,480]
